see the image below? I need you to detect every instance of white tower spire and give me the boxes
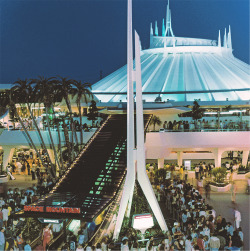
[218,30,221,47]
[114,0,168,239]
[113,0,135,240]
[155,21,159,36]
[227,25,232,49]
[223,27,227,48]
[165,0,174,37]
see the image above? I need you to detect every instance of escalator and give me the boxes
[14,114,152,248]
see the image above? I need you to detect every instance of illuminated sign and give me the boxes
[132,213,154,231]
[24,206,44,212]
[24,206,81,214]
[38,218,63,224]
[184,160,191,170]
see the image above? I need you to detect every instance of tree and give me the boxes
[87,100,98,127]
[32,76,62,175]
[191,100,204,121]
[150,115,162,131]
[9,85,55,180]
[57,76,79,158]
[72,80,93,147]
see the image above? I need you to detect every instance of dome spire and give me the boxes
[155,21,159,36]
[218,30,221,47]
[150,22,153,35]
[227,25,232,49]
[162,18,166,36]
[165,0,174,37]
[223,27,227,48]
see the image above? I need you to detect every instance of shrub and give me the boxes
[212,167,227,183]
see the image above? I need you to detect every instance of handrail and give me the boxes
[50,115,111,193]
[151,128,250,133]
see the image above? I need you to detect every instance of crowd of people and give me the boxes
[6,150,55,194]
[160,119,249,132]
[3,116,103,132]
[117,176,244,251]
[0,184,49,250]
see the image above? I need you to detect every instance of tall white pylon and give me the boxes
[113,0,135,240]
[165,0,174,37]
[113,0,168,240]
[134,30,168,233]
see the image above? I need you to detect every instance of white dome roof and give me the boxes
[92,1,250,104]
[92,43,250,103]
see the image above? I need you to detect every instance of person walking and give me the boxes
[231,182,237,203]
[195,165,200,179]
[42,224,53,250]
[0,228,5,251]
[205,182,211,199]
[234,209,241,229]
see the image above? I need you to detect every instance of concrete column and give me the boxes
[213,148,223,167]
[177,151,183,167]
[158,158,165,169]
[2,146,15,170]
[242,150,249,167]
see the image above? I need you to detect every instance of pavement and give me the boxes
[6,173,37,189]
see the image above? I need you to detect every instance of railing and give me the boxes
[150,128,250,133]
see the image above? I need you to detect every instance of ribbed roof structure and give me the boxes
[92,2,250,104]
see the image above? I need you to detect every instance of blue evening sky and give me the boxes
[0,0,249,85]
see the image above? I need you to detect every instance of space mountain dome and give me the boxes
[92,1,250,104]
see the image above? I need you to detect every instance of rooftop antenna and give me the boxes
[165,0,174,37]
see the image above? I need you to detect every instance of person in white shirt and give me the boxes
[234,209,241,229]
[16,161,22,174]
[2,206,9,227]
[121,239,129,251]
[76,244,84,251]
[185,236,194,251]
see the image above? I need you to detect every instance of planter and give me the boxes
[210,183,231,192]
[0,174,8,183]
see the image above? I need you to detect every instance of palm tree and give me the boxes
[52,116,64,174]
[9,85,55,180]
[57,76,78,158]
[12,79,55,168]
[150,115,162,131]
[58,114,72,163]
[72,80,93,147]
[32,76,62,174]
[87,100,98,127]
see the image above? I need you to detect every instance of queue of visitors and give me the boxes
[160,119,249,132]
[0,183,54,250]
[114,177,244,251]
